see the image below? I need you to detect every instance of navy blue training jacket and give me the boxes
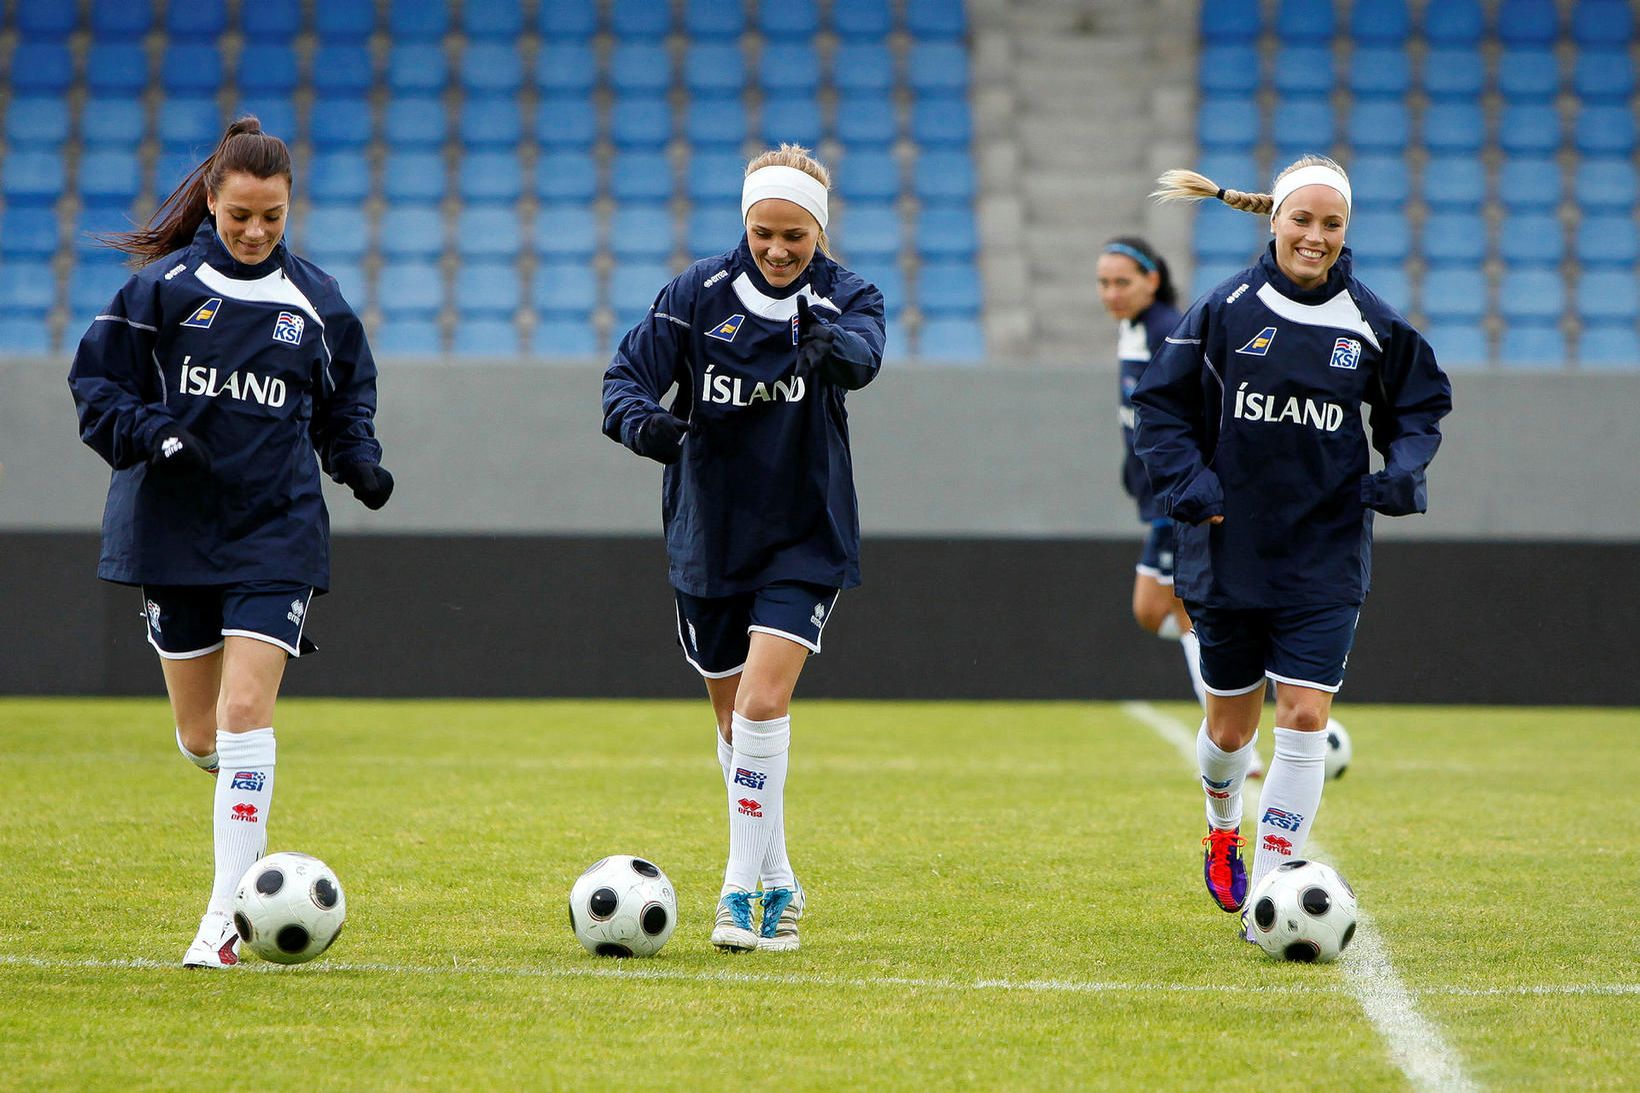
[1117,300,1183,522]
[1132,244,1452,609]
[602,237,885,597]
[68,221,383,591]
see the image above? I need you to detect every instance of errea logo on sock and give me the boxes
[231,803,260,823]
[736,798,762,817]
[1262,834,1293,856]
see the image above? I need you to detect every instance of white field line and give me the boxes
[2,953,1636,999]
[1122,701,1480,1093]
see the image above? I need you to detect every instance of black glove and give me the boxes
[338,461,394,510]
[792,295,838,379]
[633,413,689,465]
[148,423,212,477]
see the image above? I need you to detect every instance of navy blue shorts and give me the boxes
[1185,601,1361,695]
[1136,519,1177,584]
[674,580,842,677]
[141,583,316,659]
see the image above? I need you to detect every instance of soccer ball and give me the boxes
[1324,719,1353,780]
[233,852,347,965]
[1246,859,1358,963]
[568,855,677,957]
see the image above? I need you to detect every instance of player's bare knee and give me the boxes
[217,695,270,732]
[1284,707,1329,733]
[735,690,789,722]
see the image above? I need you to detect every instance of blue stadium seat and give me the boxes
[1352,263,1411,312]
[918,318,985,362]
[1575,104,1636,155]
[17,1,75,36]
[69,260,130,320]
[683,98,741,149]
[453,319,521,356]
[1423,322,1489,366]
[86,44,149,94]
[837,151,901,203]
[1498,212,1563,266]
[1,208,61,258]
[78,149,143,207]
[1422,48,1486,99]
[610,205,675,261]
[378,151,442,203]
[380,205,444,261]
[1499,323,1565,367]
[1348,100,1411,152]
[906,0,967,39]
[1422,155,1487,209]
[687,205,744,257]
[608,97,672,151]
[532,317,600,356]
[760,44,822,95]
[1195,152,1259,195]
[1577,272,1638,323]
[907,43,970,94]
[454,261,522,318]
[2,150,65,205]
[914,152,976,206]
[536,95,598,150]
[240,0,300,36]
[319,260,365,308]
[1497,103,1560,155]
[1576,214,1640,266]
[852,260,904,317]
[1352,0,1409,42]
[151,151,200,197]
[609,262,672,329]
[315,0,375,40]
[536,204,599,260]
[538,0,598,39]
[158,97,223,154]
[312,44,375,95]
[834,94,899,148]
[458,152,524,204]
[1574,50,1635,101]
[1349,47,1411,97]
[463,43,524,94]
[762,94,824,148]
[684,0,745,36]
[1200,0,1261,42]
[611,0,672,38]
[1497,49,1560,100]
[379,262,444,317]
[1197,97,1260,151]
[1422,268,1488,321]
[1272,97,1335,151]
[1422,0,1484,44]
[840,203,901,263]
[91,0,153,37]
[760,0,819,36]
[1497,157,1560,211]
[374,319,443,355]
[389,0,449,39]
[166,0,227,40]
[1200,45,1262,97]
[1572,0,1634,46]
[539,44,599,95]
[1276,0,1334,39]
[309,97,374,148]
[1575,157,1638,212]
[1420,211,1488,267]
[688,152,745,204]
[683,43,747,97]
[463,0,524,39]
[918,262,982,317]
[313,151,376,203]
[1348,154,1411,210]
[609,44,670,96]
[461,95,524,148]
[609,152,674,202]
[238,45,300,94]
[11,41,74,92]
[384,97,446,148]
[1271,47,1333,96]
[233,99,298,143]
[832,43,895,93]
[388,44,449,93]
[832,0,892,39]
[1498,0,1558,45]
[0,315,53,351]
[457,206,521,259]
[0,260,59,314]
[912,94,973,148]
[73,205,140,258]
[1194,202,1264,263]
[537,152,598,203]
[5,97,70,148]
[1191,260,1250,294]
[1347,211,1412,263]
[532,260,598,317]
[1578,323,1640,368]
[1498,269,1564,322]
[303,204,371,262]
[916,207,978,263]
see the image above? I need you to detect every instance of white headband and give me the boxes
[1269,165,1352,221]
[741,165,829,232]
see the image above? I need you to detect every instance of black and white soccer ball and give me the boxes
[233,852,347,965]
[568,855,677,957]
[1247,859,1358,963]
[1324,719,1353,780]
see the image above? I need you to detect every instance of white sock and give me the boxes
[207,728,276,916]
[1180,629,1208,707]
[716,728,732,789]
[722,712,790,895]
[1250,726,1328,893]
[1197,721,1257,830]
[1157,613,1183,640]
[176,726,219,773]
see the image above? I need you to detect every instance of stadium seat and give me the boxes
[836,151,901,203]
[320,264,370,309]
[303,204,371,262]
[10,41,74,93]
[682,44,746,98]
[1348,155,1411,210]
[385,97,447,149]
[834,94,899,148]
[1272,97,1335,152]
[91,0,153,37]
[1199,45,1262,97]
[536,205,598,261]
[538,0,598,39]
[1574,158,1638,212]
[912,94,973,148]
[456,207,521,259]
[907,43,970,94]
[1351,0,1409,42]
[379,262,445,317]
[918,262,982,318]
[610,262,671,330]
[684,0,745,36]
[906,0,967,39]
[458,152,524,204]
[78,149,143,207]
[463,0,524,39]
[1498,0,1558,45]
[1497,103,1561,155]
[609,152,674,202]
[5,97,70,148]
[612,0,672,38]
[1197,97,1261,151]
[689,152,749,204]
[610,205,676,261]
[239,45,300,94]
[68,260,130,320]
[832,43,895,93]
[312,45,375,96]
[1576,214,1640,266]
[1353,264,1411,313]
[536,95,598,150]
[1497,157,1562,211]
[760,0,819,36]
[1422,50,1486,99]
[532,261,598,318]
[1423,321,1489,367]
[1578,323,1640,368]
[916,207,979,263]
[1422,268,1488,321]
[313,152,375,203]
[539,44,599,95]
[151,151,200,197]
[1,151,65,205]
[233,99,298,142]
[309,97,375,148]
[682,98,742,149]
[1422,155,1487,209]
[85,44,149,95]
[454,261,522,318]
[1349,47,1411,98]
[1420,211,1488,267]
[1200,0,1261,42]
[1348,211,1412,263]
[760,44,822,95]
[73,205,141,258]
[1572,0,1634,46]
[16,1,74,36]
[1498,213,1564,266]
[1347,101,1411,153]
[1195,151,1259,195]
[463,43,525,95]
[389,0,449,39]
[1275,0,1334,39]
[453,319,522,355]
[1422,0,1484,44]
[1577,271,1639,323]
[1575,105,1637,155]
[461,96,524,149]
[315,0,375,40]
[0,260,58,314]
[852,260,905,317]
[1573,51,1635,102]
[1194,202,1264,263]
[840,204,901,263]
[374,319,444,355]
[1498,322,1565,367]
[914,152,977,206]
[0,315,53,352]
[1,208,61,259]
[166,0,227,40]
[537,152,598,203]
[608,44,670,96]
[687,206,744,257]
[1498,269,1564,322]
[1271,47,1333,96]
[532,317,600,357]
[918,318,985,362]
[240,0,299,35]
[1496,49,1560,100]
[1422,102,1486,154]
[158,97,224,155]
[388,44,449,94]
[380,205,444,261]
[762,95,824,148]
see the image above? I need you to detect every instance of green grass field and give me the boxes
[3,698,1636,1090]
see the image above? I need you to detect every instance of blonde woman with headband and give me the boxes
[1131,155,1452,943]
[601,144,886,953]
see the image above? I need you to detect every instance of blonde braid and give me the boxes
[1151,169,1274,216]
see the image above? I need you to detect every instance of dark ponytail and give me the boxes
[1102,235,1177,309]
[104,116,293,266]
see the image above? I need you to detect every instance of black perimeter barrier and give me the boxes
[7,532,1636,705]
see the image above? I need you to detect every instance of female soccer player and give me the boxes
[601,144,885,952]
[69,117,392,967]
[1132,155,1451,938]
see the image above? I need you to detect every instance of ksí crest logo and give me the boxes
[272,310,305,346]
[1330,336,1362,370]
